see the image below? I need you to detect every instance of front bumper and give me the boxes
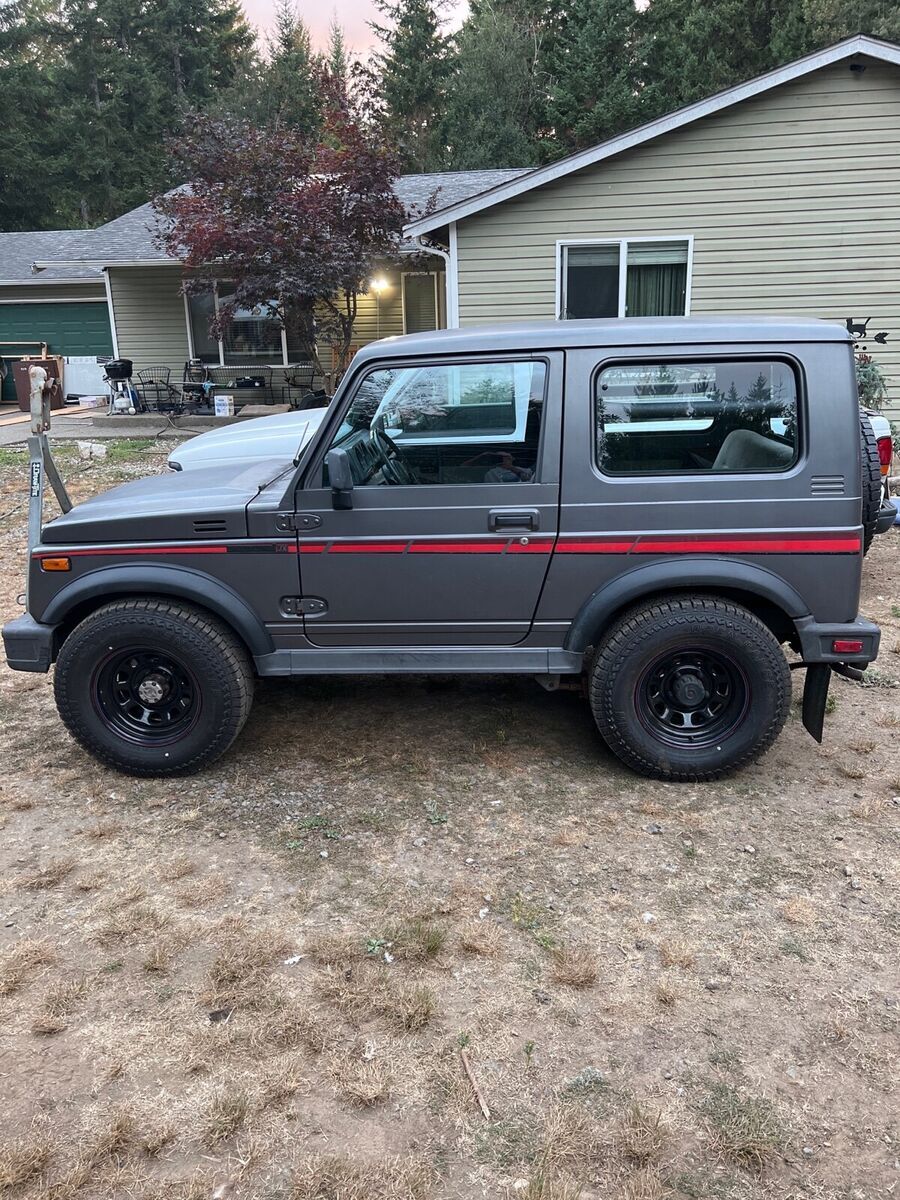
[2,614,56,673]
[794,615,880,664]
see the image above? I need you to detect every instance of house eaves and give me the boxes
[403,34,900,238]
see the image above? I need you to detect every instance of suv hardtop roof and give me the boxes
[358,316,851,365]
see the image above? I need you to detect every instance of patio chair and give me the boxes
[137,367,182,414]
[281,364,318,408]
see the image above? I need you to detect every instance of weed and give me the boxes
[620,1164,671,1200]
[423,798,448,826]
[0,939,55,996]
[201,1086,251,1145]
[20,857,77,890]
[779,935,810,963]
[780,897,816,926]
[0,1131,51,1189]
[205,924,293,1008]
[550,944,599,989]
[619,1102,667,1162]
[459,919,503,956]
[386,982,435,1032]
[655,981,678,1007]
[699,1082,785,1172]
[41,977,86,1017]
[159,855,195,881]
[290,1154,435,1200]
[659,939,695,969]
[327,1052,391,1107]
[384,916,446,961]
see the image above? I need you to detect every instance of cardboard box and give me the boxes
[214,394,235,417]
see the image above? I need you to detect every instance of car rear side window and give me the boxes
[594,359,799,476]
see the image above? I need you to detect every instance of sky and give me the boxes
[241,0,468,54]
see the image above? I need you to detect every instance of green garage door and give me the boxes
[1,301,114,402]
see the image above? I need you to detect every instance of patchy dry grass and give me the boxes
[0,454,897,1199]
[549,943,599,989]
[0,1131,52,1190]
[699,1083,786,1173]
[0,938,55,996]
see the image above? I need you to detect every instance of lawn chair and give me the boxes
[281,365,318,409]
[137,367,182,414]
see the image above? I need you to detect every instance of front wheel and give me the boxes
[590,596,791,781]
[54,599,254,777]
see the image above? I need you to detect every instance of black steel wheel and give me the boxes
[92,647,200,745]
[590,596,791,781]
[637,646,749,749]
[55,599,253,776]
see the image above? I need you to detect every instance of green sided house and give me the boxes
[2,34,899,413]
[405,34,900,416]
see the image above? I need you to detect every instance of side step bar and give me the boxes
[255,647,584,677]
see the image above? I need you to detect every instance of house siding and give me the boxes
[108,265,189,378]
[0,283,106,303]
[455,58,900,416]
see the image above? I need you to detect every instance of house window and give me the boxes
[560,238,691,320]
[185,286,295,366]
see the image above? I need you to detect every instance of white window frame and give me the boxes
[556,235,694,321]
[184,283,293,366]
[401,270,440,335]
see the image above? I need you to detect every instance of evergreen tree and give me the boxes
[543,0,643,155]
[370,0,449,171]
[249,0,321,132]
[327,19,349,86]
[441,1,542,168]
[0,0,60,229]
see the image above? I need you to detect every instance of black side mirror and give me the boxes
[325,448,354,510]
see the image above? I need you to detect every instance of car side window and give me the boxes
[594,359,799,476]
[324,360,547,486]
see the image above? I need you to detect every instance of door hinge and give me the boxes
[281,596,327,617]
[276,512,322,532]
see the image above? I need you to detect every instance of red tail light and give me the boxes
[877,436,892,476]
[832,639,864,655]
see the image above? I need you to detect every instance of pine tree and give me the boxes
[250,0,321,133]
[370,0,449,171]
[441,1,542,168]
[327,19,348,86]
[543,0,644,155]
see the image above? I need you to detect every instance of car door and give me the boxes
[293,351,562,647]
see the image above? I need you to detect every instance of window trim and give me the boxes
[183,282,294,367]
[590,353,804,480]
[556,236,694,321]
[401,271,441,335]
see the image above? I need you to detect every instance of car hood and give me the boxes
[41,458,295,544]
[169,408,326,470]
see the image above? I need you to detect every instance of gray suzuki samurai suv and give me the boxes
[3,317,889,781]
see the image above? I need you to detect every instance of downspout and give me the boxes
[411,229,459,329]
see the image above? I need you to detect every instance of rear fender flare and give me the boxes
[564,557,809,653]
[38,563,274,658]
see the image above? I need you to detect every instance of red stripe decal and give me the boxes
[633,537,860,554]
[507,539,555,554]
[330,541,408,554]
[35,545,229,558]
[557,540,636,554]
[298,543,327,554]
[408,541,507,554]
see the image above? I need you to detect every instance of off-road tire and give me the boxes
[860,414,883,554]
[54,599,254,777]
[590,596,791,782]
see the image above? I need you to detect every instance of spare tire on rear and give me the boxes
[860,414,882,554]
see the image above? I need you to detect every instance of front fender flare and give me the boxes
[38,563,275,658]
[564,557,809,653]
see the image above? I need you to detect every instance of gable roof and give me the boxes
[0,230,101,283]
[404,34,900,238]
[26,168,531,272]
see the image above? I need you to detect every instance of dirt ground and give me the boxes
[0,442,897,1200]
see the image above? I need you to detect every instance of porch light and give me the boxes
[370,276,389,295]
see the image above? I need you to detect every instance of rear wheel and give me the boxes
[590,596,791,781]
[54,599,254,776]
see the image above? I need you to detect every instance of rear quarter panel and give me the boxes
[538,340,862,629]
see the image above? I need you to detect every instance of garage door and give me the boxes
[1,302,114,402]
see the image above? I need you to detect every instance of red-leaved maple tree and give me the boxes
[155,73,404,386]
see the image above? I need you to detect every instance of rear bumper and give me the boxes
[795,614,880,664]
[2,614,56,673]
[875,499,897,535]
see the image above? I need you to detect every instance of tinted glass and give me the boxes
[595,360,798,475]
[327,360,547,486]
